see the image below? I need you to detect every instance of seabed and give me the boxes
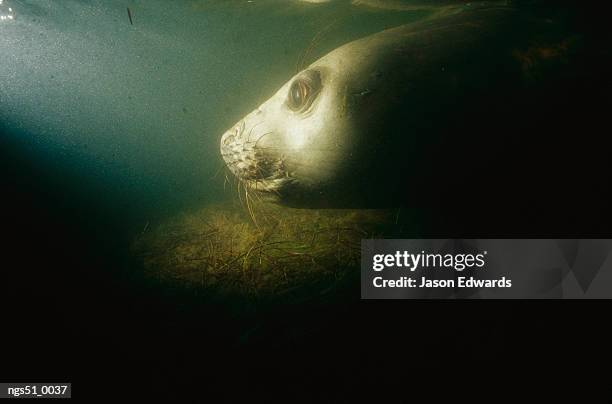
[132,203,400,300]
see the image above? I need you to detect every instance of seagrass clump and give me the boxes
[131,203,394,297]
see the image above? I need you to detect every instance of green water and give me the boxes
[1,0,430,235]
[3,2,611,399]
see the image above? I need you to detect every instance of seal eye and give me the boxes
[286,70,321,113]
[288,79,310,111]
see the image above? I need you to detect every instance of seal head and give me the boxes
[220,4,588,210]
[220,52,362,206]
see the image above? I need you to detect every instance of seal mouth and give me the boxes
[220,120,290,193]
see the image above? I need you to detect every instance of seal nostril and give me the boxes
[225,129,239,145]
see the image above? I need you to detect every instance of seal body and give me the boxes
[220,2,609,230]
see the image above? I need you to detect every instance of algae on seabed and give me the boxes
[131,202,401,299]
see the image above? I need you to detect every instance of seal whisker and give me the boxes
[211,159,230,180]
[243,182,260,228]
[219,158,241,172]
[224,172,230,191]
[236,176,245,207]
[246,121,265,144]
[242,131,278,146]
[296,14,344,73]
[253,131,275,149]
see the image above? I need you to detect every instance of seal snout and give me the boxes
[221,120,244,147]
[220,119,287,190]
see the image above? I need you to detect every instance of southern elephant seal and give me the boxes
[220,1,606,230]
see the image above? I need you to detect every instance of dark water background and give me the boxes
[2,1,611,401]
